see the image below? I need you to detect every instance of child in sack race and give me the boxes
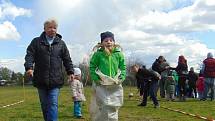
[89,31,126,121]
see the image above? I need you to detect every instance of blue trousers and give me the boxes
[142,81,159,106]
[203,78,215,100]
[38,88,59,121]
[74,101,82,117]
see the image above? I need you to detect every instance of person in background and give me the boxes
[175,55,188,101]
[201,52,215,101]
[152,56,170,98]
[24,18,74,121]
[68,68,86,119]
[187,67,198,98]
[135,65,147,100]
[171,70,179,98]
[165,70,176,101]
[196,73,205,100]
[132,64,161,108]
[89,31,126,121]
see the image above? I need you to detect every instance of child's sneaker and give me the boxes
[75,116,84,119]
[171,98,175,101]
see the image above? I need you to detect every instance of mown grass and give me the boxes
[0,86,214,121]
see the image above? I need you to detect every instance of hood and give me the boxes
[40,32,62,39]
[98,46,121,53]
[39,32,62,45]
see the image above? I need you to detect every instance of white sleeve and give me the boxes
[70,81,77,97]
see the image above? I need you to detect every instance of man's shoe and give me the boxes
[138,103,146,107]
[182,96,186,101]
[154,104,160,108]
[160,96,165,98]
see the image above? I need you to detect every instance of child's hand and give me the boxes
[67,79,72,84]
[118,76,123,84]
[73,96,77,100]
[117,79,123,85]
[69,74,75,81]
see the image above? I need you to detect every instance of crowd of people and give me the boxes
[133,52,215,108]
[24,18,215,121]
[24,18,126,121]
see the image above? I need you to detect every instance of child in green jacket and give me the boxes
[89,31,126,121]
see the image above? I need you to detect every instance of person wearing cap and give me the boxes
[89,31,126,121]
[201,52,215,101]
[24,18,74,121]
[68,68,86,119]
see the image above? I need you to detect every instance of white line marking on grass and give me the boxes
[0,78,26,109]
[161,106,215,121]
[0,100,24,108]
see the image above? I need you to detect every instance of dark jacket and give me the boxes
[175,63,188,76]
[24,32,74,89]
[136,68,160,88]
[152,59,169,75]
[152,59,162,74]
[187,71,198,86]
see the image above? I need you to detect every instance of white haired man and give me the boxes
[24,18,74,121]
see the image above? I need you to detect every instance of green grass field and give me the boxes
[0,86,215,121]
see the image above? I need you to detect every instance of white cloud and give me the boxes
[0,21,20,40]
[0,1,31,41]
[0,0,31,20]
[115,29,213,70]
[132,0,215,34]
[6,0,213,73]
[0,58,24,73]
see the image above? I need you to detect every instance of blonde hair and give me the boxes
[44,18,58,29]
[131,64,140,68]
[92,43,122,55]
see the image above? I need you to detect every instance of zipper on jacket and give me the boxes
[109,55,112,77]
[48,44,52,88]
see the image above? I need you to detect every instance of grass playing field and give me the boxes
[0,86,214,121]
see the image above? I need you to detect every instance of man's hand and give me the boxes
[26,69,33,77]
[158,75,161,80]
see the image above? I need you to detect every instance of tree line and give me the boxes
[0,62,137,86]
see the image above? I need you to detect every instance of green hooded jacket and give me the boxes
[89,47,126,84]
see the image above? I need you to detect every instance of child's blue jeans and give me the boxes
[74,101,82,117]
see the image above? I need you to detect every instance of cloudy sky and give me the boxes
[0,0,215,73]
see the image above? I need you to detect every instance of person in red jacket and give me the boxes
[196,73,205,100]
[201,52,215,101]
